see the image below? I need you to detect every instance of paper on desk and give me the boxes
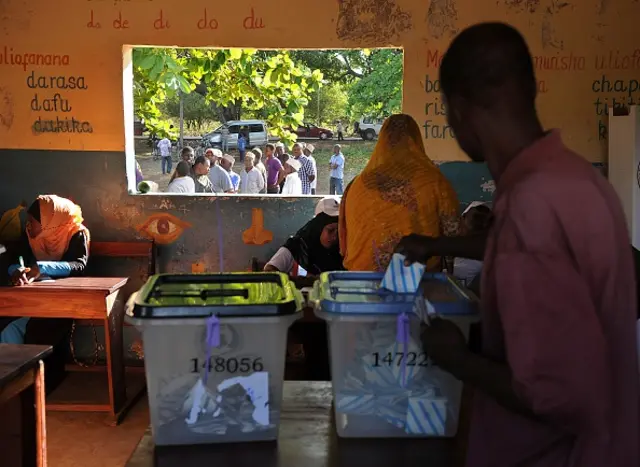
[381,253,425,294]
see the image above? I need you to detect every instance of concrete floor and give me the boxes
[47,399,149,467]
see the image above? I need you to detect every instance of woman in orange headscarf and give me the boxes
[1,195,90,344]
[339,114,460,272]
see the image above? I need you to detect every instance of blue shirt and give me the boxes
[229,171,240,191]
[238,136,246,152]
[330,153,345,179]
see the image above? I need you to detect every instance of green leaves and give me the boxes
[133,47,323,141]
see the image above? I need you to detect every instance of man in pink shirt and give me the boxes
[397,23,639,467]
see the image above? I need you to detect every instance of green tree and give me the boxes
[305,82,349,126]
[133,48,323,144]
[347,49,403,119]
[162,92,218,133]
[292,49,403,120]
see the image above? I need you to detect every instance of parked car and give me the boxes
[134,118,147,136]
[203,119,269,150]
[295,123,334,140]
[356,117,384,140]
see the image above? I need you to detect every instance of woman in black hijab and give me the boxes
[265,197,344,282]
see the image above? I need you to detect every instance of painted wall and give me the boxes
[0,0,634,358]
[1,0,639,160]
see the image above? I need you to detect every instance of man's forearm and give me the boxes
[447,350,536,420]
[438,234,487,260]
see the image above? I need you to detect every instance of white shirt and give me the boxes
[308,156,318,190]
[281,173,302,195]
[158,138,171,157]
[266,247,308,276]
[167,176,195,193]
[208,164,233,193]
[240,167,266,194]
[330,153,345,179]
[453,258,484,286]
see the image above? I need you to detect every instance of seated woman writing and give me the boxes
[264,196,344,287]
[0,195,90,344]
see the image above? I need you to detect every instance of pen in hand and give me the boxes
[17,256,35,285]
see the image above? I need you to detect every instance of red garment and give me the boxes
[470,131,639,467]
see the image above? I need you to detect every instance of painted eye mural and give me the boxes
[137,213,192,245]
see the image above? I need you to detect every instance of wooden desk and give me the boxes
[0,344,53,467]
[0,277,144,425]
[126,381,468,467]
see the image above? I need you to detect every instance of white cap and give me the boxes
[275,142,285,148]
[315,196,341,217]
[222,154,235,164]
[462,201,489,215]
[286,159,301,171]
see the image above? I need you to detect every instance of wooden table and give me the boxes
[0,344,53,467]
[126,381,469,467]
[0,277,144,425]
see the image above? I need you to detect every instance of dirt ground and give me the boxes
[135,139,375,195]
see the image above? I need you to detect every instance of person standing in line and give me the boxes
[220,124,230,153]
[279,154,290,194]
[304,144,318,195]
[281,159,302,195]
[240,152,266,194]
[191,155,214,193]
[396,22,638,467]
[167,161,195,193]
[158,134,172,175]
[292,142,316,195]
[275,142,286,160]
[169,147,196,183]
[252,148,268,194]
[237,131,247,163]
[336,120,344,141]
[207,149,234,194]
[329,144,345,195]
[338,114,460,272]
[221,154,240,192]
[264,143,284,194]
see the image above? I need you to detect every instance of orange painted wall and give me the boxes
[1,0,639,161]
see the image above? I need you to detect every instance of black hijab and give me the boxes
[283,212,344,275]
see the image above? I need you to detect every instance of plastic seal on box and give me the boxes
[406,393,448,436]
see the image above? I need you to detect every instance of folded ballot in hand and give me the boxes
[381,253,425,294]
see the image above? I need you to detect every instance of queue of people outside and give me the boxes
[157,139,344,196]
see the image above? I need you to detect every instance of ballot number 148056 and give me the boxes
[371,352,430,367]
[190,357,264,374]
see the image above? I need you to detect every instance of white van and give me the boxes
[203,119,269,150]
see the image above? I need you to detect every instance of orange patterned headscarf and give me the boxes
[27,195,89,261]
[339,114,459,271]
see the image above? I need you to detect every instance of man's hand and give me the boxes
[10,264,40,286]
[394,234,440,265]
[421,318,468,373]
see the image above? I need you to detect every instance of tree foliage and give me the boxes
[162,92,218,133]
[346,49,403,119]
[133,48,323,144]
[304,83,349,126]
[292,49,403,120]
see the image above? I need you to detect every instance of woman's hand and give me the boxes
[10,264,40,286]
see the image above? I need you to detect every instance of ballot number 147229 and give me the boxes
[371,352,430,367]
